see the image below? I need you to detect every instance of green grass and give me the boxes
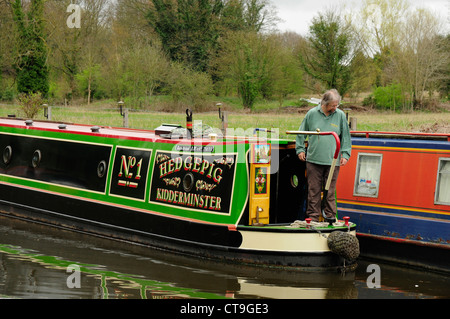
[1,101,449,139]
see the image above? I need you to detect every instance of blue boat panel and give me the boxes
[338,201,450,221]
[338,207,450,246]
[351,137,450,151]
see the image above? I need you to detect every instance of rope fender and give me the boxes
[327,231,360,261]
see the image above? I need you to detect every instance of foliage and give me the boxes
[350,0,449,108]
[300,9,352,96]
[0,88,16,102]
[164,62,214,109]
[349,50,378,94]
[214,32,303,109]
[0,0,447,112]
[385,9,449,109]
[11,0,49,96]
[147,0,223,72]
[75,64,107,102]
[17,92,45,119]
[370,84,406,111]
[146,0,277,72]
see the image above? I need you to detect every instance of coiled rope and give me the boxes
[289,220,360,262]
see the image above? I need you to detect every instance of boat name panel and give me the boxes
[149,151,237,214]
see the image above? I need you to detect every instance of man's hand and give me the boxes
[340,158,348,166]
[298,152,306,162]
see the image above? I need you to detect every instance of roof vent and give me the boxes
[155,124,182,137]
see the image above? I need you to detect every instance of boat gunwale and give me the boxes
[0,117,278,145]
[351,130,450,141]
[237,224,356,233]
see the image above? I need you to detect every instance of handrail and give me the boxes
[286,130,342,223]
[286,130,341,159]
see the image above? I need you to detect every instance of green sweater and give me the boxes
[295,105,351,166]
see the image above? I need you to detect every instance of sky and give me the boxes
[274,0,450,35]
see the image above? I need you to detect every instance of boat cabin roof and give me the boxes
[0,117,293,146]
[0,117,161,141]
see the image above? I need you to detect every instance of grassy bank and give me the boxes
[1,101,449,138]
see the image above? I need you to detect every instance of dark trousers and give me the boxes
[306,162,340,221]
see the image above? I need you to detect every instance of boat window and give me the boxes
[353,153,383,198]
[435,158,450,205]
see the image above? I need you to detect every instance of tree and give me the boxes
[147,0,224,72]
[0,3,15,99]
[300,9,353,96]
[352,0,409,57]
[349,50,378,95]
[270,36,304,106]
[213,31,302,109]
[240,0,279,33]
[45,0,83,101]
[385,8,449,109]
[146,0,278,72]
[164,61,213,109]
[119,42,170,106]
[349,0,410,87]
[11,0,49,96]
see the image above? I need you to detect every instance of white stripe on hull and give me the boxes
[239,230,357,253]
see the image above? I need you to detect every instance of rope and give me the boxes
[289,220,360,262]
[327,231,360,261]
[289,220,353,229]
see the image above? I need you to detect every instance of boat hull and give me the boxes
[0,182,350,270]
[0,118,356,271]
[336,134,450,273]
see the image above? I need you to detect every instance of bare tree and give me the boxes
[352,0,409,57]
[386,8,449,109]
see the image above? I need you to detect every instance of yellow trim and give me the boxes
[337,200,450,217]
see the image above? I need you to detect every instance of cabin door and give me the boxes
[270,147,307,223]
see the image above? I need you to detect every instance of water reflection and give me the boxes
[0,215,448,299]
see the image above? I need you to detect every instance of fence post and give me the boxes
[123,108,129,128]
[350,117,357,130]
[43,104,52,121]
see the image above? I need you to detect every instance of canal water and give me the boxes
[0,215,449,301]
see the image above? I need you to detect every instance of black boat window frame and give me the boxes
[435,157,450,205]
[353,153,383,198]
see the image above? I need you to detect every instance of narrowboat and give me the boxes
[0,112,358,272]
[336,131,450,273]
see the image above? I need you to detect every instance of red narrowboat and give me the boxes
[336,131,450,273]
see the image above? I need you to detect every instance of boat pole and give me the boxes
[286,130,341,223]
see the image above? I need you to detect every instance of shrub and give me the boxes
[372,84,405,111]
[165,62,213,110]
[0,88,16,102]
[362,95,375,107]
[18,92,45,119]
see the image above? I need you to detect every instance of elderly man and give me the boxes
[296,89,352,222]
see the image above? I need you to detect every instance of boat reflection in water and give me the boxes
[1,216,449,299]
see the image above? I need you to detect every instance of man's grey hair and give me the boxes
[321,89,341,106]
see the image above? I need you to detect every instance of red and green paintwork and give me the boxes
[0,119,260,227]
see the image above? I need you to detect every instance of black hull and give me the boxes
[0,183,347,271]
[357,234,450,274]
